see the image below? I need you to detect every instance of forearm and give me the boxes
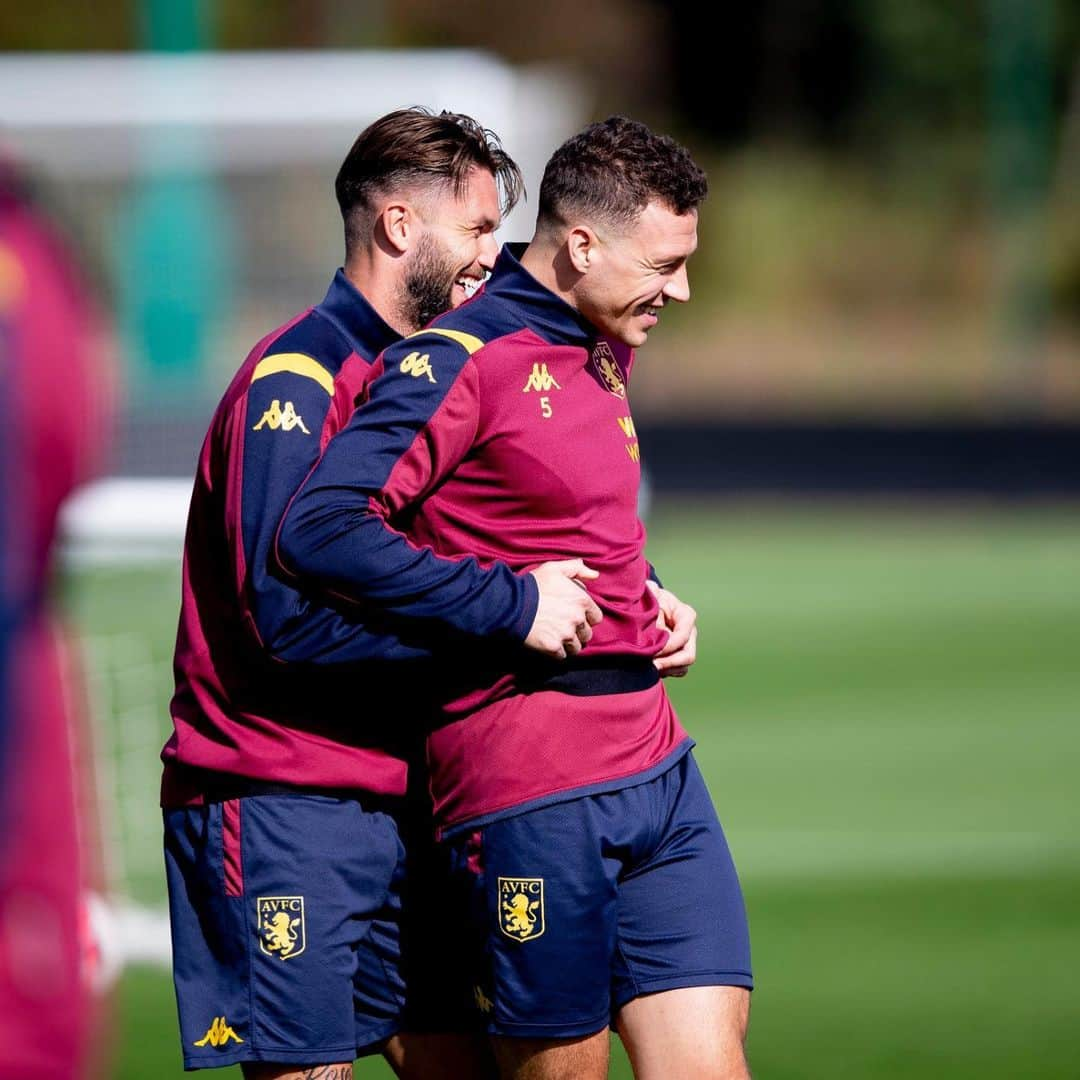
[277,488,538,641]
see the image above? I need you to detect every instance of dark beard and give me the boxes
[401,235,457,331]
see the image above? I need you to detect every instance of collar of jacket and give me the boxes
[485,242,597,348]
[317,268,401,361]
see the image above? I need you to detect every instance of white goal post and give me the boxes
[0,49,587,242]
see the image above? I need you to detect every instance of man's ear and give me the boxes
[566,225,597,275]
[377,201,415,255]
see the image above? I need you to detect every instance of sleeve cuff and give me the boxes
[509,570,540,643]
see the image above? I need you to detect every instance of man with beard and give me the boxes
[278,116,749,1080]
[161,108,605,1079]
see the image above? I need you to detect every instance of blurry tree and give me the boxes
[0,0,132,48]
[655,1,1079,161]
[378,0,672,118]
[652,0,867,144]
[4,0,1078,414]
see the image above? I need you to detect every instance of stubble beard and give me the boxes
[400,234,457,333]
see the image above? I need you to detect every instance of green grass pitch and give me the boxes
[64,503,1080,1078]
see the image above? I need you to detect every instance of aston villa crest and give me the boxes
[498,877,545,942]
[258,896,305,960]
[590,340,626,398]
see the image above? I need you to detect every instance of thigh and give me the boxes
[384,1031,497,1080]
[164,794,404,1071]
[612,754,753,1011]
[445,802,621,1041]
[243,1064,353,1079]
[490,1028,610,1080]
[616,985,750,1080]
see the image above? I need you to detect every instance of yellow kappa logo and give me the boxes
[590,341,625,398]
[193,1016,243,1048]
[473,985,494,1014]
[252,399,311,434]
[498,877,545,942]
[400,351,436,383]
[522,363,561,393]
[258,896,305,960]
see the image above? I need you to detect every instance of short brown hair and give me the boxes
[537,116,707,233]
[335,107,524,253]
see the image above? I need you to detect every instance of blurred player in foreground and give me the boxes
[0,156,115,1078]
[161,107,611,1079]
[279,116,750,1080]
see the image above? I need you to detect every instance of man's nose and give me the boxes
[478,232,499,271]
[663,264,690,303]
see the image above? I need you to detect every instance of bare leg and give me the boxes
[616,986,751,1080]
[490,1028,609,1080]
[384,1031,498,1079]
[242,1064,353,1079]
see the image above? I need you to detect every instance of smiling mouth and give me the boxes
[456,276,483,300]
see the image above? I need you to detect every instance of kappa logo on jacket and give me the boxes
[521,363,561,393]
[400,351,437,383]
[252,399,310,434]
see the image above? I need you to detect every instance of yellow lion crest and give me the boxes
[502,893,538,935]
[263,912,300,957]
[497,878,545,941]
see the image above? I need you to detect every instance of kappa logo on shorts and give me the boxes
[498,877,545,942]
[193,1016,243,1048]
[590,341,626,398]
[257,896,305,960]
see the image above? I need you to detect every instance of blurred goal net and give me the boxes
[60,479,193,978]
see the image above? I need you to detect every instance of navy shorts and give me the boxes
[164,793,405,1070]
[445,751,753,1038]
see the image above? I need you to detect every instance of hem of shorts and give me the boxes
[486,1010,611,1040]
[356,1020,401,1055]
[183,1042,364,1070]
[439,738,695,839]
[613,970,755,1011]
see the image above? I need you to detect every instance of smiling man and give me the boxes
[278,116,752,1080]
[161,108,611,1080]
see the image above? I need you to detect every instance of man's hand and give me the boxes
[648,580,697,678]
[526,560,604,660]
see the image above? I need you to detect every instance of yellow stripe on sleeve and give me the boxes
[408,328,485,355]
[251,353,334,396]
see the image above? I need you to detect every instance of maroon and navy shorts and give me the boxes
[442,751,753,1038]
[163,790,405,1070]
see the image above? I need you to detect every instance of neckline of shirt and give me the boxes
[316,268,402,361]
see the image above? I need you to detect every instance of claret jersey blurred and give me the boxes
[0,161,114,1079]
[278,244,691,833]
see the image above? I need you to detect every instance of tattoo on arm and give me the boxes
[299,1068,353,1080]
